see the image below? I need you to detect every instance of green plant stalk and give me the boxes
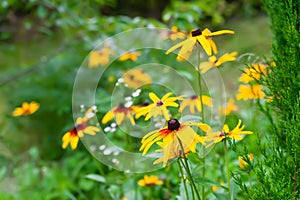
[178,159,190,200]
[177,136,201,200]
[196,43,206,200]
[224,140,231,199]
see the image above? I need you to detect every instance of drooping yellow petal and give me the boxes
[197,35,212,56]
[102,110,115,124]
[70,136,79,150]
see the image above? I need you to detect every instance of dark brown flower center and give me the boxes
[191,95,198,100]
[191,28,202,37]
[156,100,164,106]
[168,119,181,131]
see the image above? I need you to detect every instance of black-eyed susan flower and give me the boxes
[179,95,213,113]
[140,119,210,167]
[102,103,136,125]
[205,120,253,147]
[88,47,114,68]
[199,52,238,74]
[166,28,234,61]
[119,51,141,61]
[122,68,152,89]
[238,153,254,170]
[135,92,182,121]
[219,98,238,115]
[138,175,163,186]
[12,101,40,117]
[62,116,100,150]
[236,84,265,100]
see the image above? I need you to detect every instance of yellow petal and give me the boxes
[166,39,188,55]
[102,110,114,124]
[149,92,160,103]
[197,35,212,56]
[70,136,79,150]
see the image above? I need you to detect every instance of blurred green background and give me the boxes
[0,0,271,199]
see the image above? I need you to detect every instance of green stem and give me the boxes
[224,140,231,200]
[178,159,190,200]
[177,136,201,200]
[196,42,206,200]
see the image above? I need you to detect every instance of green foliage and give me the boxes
[234,0,300,199]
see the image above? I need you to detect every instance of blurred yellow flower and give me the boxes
[119,51,141,61]
[135,92,182,121]
[205,120,253,147]
[219,98,238,115]
[236,84,265,100]
[88,47,114,68]
[166,28,234,61]
[199,52,238,74]
[123,68,152,89]
[238,153,254,170]
[140,119,209,167]
[138,175,163,186]
[102,103,136,125]
[162,26,186,41]
[239,63,268,83]
[62,116,99,150]
[179,95,213,113]
[12,101,40,117]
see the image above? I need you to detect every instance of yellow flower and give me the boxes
[62,116,99,150]
[88,47,114,68]
[179,95,213,113]
[123,68,152,89]
[119,51,141,61]
[138,175,163,186]
[166,28,234,61]
[102,103,136,125]
[135,92,182,121]
[205,120,253,146]
[239,63,268,83]
[12,101,40,117]
[212,182,225,191]
[238,153,254,170]
[162,26,186,41]
[199,52,238,74]
[219,98,238,115]
[140,119,210,167]
[236,84,265,100]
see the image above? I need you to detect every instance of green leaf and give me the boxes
[194,177,228,191]
[85,174,106,183]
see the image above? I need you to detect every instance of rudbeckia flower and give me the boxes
[199,52,238,74]
[119,51,141,61]
[236,84,265,100]
[179,95,213,113]
[219,98,238,115]
[205,120,253,147]
[135,92,182,121]
[122,68,152,89]
[238,153,254,170]
[62,117,100,150]
[138,175,163,186]
[12,101,40,117]
[239,63,268,83]
[140,119,210,167]
[102,103,136,125]
[166,28,234,61]
[88,47,114,68]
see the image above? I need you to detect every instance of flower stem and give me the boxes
[196,42,206,200]
[224,140,231,200]
[177,137,201,200]
[178,159,190,200]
